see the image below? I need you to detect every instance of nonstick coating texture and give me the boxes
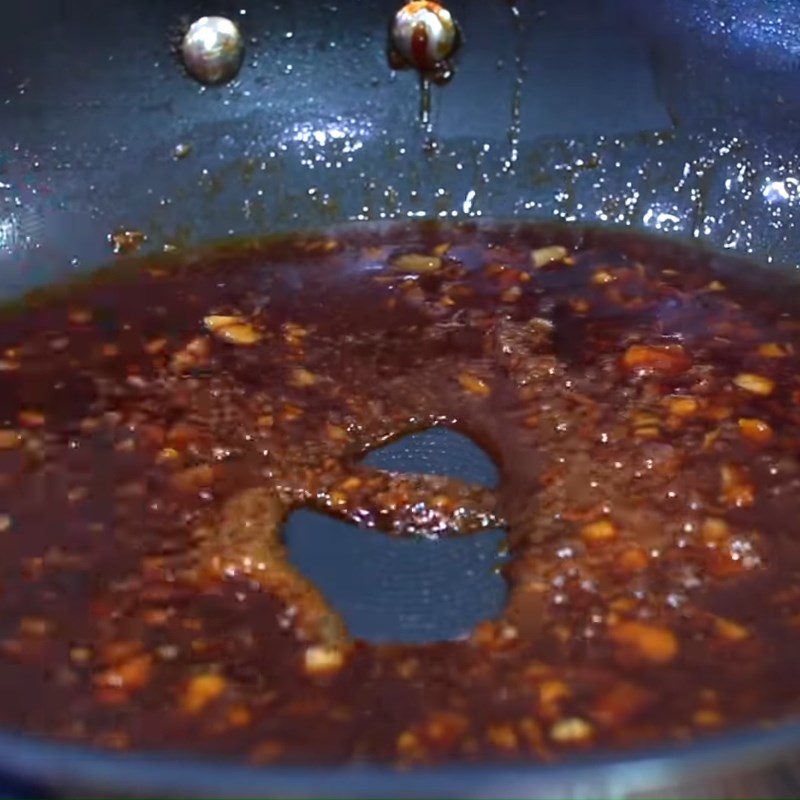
[3,0,800,796]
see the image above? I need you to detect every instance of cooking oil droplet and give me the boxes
[389,2,459,73]
[108,229,147,256]
[173,142,193,160]
[179,16,245,85]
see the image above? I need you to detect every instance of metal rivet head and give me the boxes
[389,1,460,75]
[180,16,244,86]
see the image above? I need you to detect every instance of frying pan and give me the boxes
[2,0,800,795]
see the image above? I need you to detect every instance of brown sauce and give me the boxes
[1,222,800,764]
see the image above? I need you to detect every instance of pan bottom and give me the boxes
[0,221,798,776]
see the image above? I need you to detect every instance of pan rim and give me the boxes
[0,715,798,798]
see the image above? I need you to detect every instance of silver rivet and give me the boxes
[389,1,460,75]
[180,16,244,85]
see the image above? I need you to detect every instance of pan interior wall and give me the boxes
[0,0,799,296]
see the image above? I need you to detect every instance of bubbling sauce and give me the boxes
[1,223,800,764]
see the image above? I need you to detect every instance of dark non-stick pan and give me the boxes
[2,0,800,795]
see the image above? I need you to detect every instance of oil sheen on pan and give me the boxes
[0,222,799,765]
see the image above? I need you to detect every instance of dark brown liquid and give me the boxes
[1,222,800,764]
